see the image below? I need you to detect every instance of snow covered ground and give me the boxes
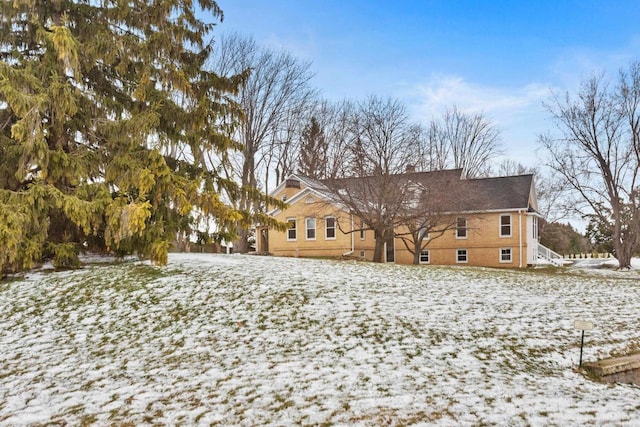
[1,253,640,425]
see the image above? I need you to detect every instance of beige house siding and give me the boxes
[390,211,530,268]
[268,197,353,258]
[263,173,539,268]
[268,208,532,268]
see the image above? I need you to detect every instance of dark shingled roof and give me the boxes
[456,174,534,212]
[298,169,535,213]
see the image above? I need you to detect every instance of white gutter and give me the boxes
[342,214,355,256]
[518,209,523,268]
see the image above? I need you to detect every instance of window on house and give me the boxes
[360,220,365,240]
[360,250,366,258]
[500,214,512,237]
[533,216,538,239]
[306,217,316,240]
[500,248,512,263]
[456,217,467,239]
[419,250,430,264]
[325,217,336,239]
[287,218,297,241]
[457,249,468,263]
[418,226,429,240]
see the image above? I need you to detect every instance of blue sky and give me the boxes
[213,1,640,167]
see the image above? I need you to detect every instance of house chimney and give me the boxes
[405,164,416,173]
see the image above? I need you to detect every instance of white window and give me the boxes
[500,214,512,237]
[418,227,429,240]
[325,217,336,239]
[419,250,430,264]
[360,220,365,240]
[360,250,366,258]
[456,249,468,263]
[500,248,512,263]
[456,217,467,239]
[533,216,538,239]
[306,217,316,240]
[286,218,297,241]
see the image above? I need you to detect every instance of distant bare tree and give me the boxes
[211,33,315,252]
[540,62,640,269]
[317,100,356,179]
[348,96,414,176]
[429,106,502,177]
[497,159,532,176]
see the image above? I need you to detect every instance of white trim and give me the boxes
[456,248,468,263]
[325,216,336,240]
[456,217,468,239]
[518,210,523,268]
[268,187,329,216]
[419,250,430,264]
[499,247,513,263]
[499,214,512,238]
[305,217,316,241]
[286,217,297,241]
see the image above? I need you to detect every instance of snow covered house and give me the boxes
[257,169,554,268]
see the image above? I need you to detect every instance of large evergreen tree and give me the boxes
[0,0,244,273]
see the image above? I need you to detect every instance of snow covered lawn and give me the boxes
[1,253,640,425]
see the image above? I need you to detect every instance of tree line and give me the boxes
[1,1,638,272]
[209,33,503,254]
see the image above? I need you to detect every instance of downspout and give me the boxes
[342,214,355,256]
[518,209,523,268]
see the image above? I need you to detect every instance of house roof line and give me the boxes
[271,169,537,217]
[267,186,344,216]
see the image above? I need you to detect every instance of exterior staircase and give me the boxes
[537,243,565,267]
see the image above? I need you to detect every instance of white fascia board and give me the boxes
[529,180,540,213]
[441,207,530,215]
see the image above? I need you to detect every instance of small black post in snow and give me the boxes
[579,329,585,367]
[574,320,594,368]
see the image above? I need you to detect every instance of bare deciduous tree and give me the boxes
[321,96,421,262]
[540,62,640,269]
[348,96,414,176]
[497,159,571,242]
[428,106,502,178]
[312,99,355,179]
[325,174,412,263]
[211,33,315,252]
[395,171,463,264]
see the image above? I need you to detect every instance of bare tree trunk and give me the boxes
[540,63,640,269]
[211,34,315,252]
[373,235,386,263]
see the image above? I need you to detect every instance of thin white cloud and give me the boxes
[548,37,640,90]
[400,75,557,168]
[407,74,552,123]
